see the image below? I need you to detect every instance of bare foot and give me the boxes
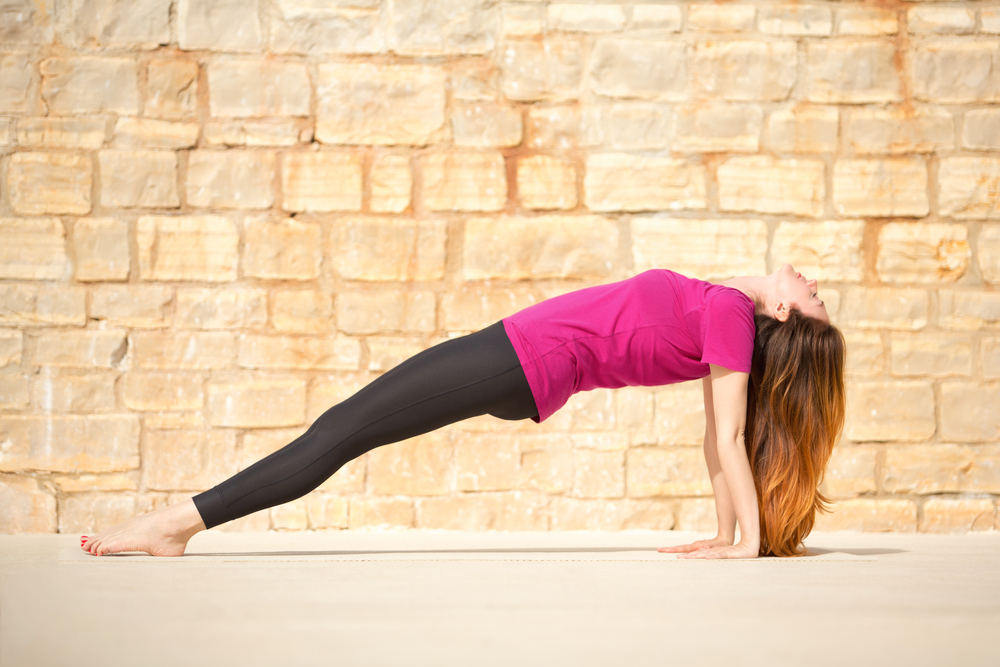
[80,498,207,557]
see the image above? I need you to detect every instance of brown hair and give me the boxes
[744,303,847,557]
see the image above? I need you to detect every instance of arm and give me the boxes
[700,375,738,544]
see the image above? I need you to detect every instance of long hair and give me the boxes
[745,303,847,557]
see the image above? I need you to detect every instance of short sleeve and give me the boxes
[700,291,755,373]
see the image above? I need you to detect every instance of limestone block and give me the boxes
[99,150,179,208]
[0,414,139,472]
[421,152,507,211]
[143,413,205,430]
[616,386,653,433]
[441,287,538,332]
[0,0,54,44]
[463,215,617,280]
[0,218,70,280]
[316,64,446,145]
[177,0,262,51]
[40,57,138,114]
[130,331,236,369]
[207,376,306,427]
[833,158,929,217]
[687,4,755,32]
[550,498,676,531]
[281,152,363,212]
[834,7,898,36]
[0,284,86,326]
[675,498,717,532]
[501,4,542,36]
[186,150,275,209]
[16,117,106,148]
[204,120,301,147]
[962,109,1000,151]
[908,7,975,34]
[336,291,435,334]
[238,334,360,371]
[718,156,824,217]
[146,60,198,120]
[112,118,199,149]
[980,225,1000,284]
[631,218,767,280]
[306,494,350,529]
[243,216,321,280]
[367,431,453,495]
[983,9,1000,34]
[650,383,705,446]
[0,53,32,114]
[90,285,172,328]
[844,106,954,155]
[585,153,706,212]
[673,103,762,152]
[845,380,935,441]
[32,373,116,412]
[270,290,332,335]
[35,331,127,368]
[940,382,1000,442]
[840,287,928,330]
[271,0,381,55]
[758,5,832,36]
[0,477,56,533]
[0,117,10,145]
[270,498,309,530]
[331,217,446,281]
[818,445,877,498]
[525,105,603,148]
[812,499,917,532]
[307,372,379,422]
[57,0,171,48]
[121,373,204,412]
[137,215,239,282]
[518,434,573,493]
[74,217,129,282]
[387,0,496,56]
[889,332,972,377]
[547,4,625,32]
[982,337,1000,379]
[370,154,412,213]
[938,290,1000,330]
[626,447,712,497]
[367,337,426,372]
[876,222,969,283]
[143,429,237,490]
[855,336,899,386]
[572,449,624,499]
[416,493,550,531]
[349,497,413,529]
[0,376,29,409]
[450,61,499,102]
[630,5,681,31]
[455,433,520,491]
[208,59,310,118]
[590,38,687,100]
[451,103,523,148]
[603,102,670,150]
[500,37,585,101]
[175,288,268,330]
[51,473,137,493]
[8,152,92,215]
[806,41,902,103]
[692,40,797,101]
[770,221,864,283]
[765,106,837,154]
[921,498,995,533]
[0,330,22,368]
[883,444,1000,494]
[563,389,617,431]
[912,40,1000,103]
[517,155,577,210]
[938,157,1000,220]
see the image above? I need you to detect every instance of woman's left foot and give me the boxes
[80,498,206,557]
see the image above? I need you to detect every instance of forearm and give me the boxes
[703,435,737,542]
[716,436,760,550]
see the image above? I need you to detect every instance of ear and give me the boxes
[773,300,790,323]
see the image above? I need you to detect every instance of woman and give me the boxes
[80,263,846,559]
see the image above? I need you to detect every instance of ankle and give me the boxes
[164,499,207,536]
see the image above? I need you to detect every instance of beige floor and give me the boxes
[2,530,998,667]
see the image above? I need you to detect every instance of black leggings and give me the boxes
[192,321,538,529]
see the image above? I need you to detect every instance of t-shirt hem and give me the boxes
[502,318,549,423]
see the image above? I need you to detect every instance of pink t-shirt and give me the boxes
[502,269,756,423]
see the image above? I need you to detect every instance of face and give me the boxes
[773,263,829,323]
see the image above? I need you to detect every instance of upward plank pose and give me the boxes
[81,263,846,559]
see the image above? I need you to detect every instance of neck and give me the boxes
[719,275,773,309]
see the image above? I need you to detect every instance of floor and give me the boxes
[2,530,998,667]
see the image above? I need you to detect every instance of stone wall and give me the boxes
[1,0,999,535]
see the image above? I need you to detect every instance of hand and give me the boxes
[670,541,759,560]
[657,536,732,555]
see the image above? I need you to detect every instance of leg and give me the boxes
[82,322,536,555]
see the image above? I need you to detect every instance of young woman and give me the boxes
[80,263,846,559]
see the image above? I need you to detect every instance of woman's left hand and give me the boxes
[675,541,759,559]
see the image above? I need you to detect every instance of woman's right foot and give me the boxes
[81,498,207,557]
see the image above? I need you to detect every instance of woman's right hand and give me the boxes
[656,536,733,554]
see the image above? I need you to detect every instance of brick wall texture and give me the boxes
[1,0,999,535]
